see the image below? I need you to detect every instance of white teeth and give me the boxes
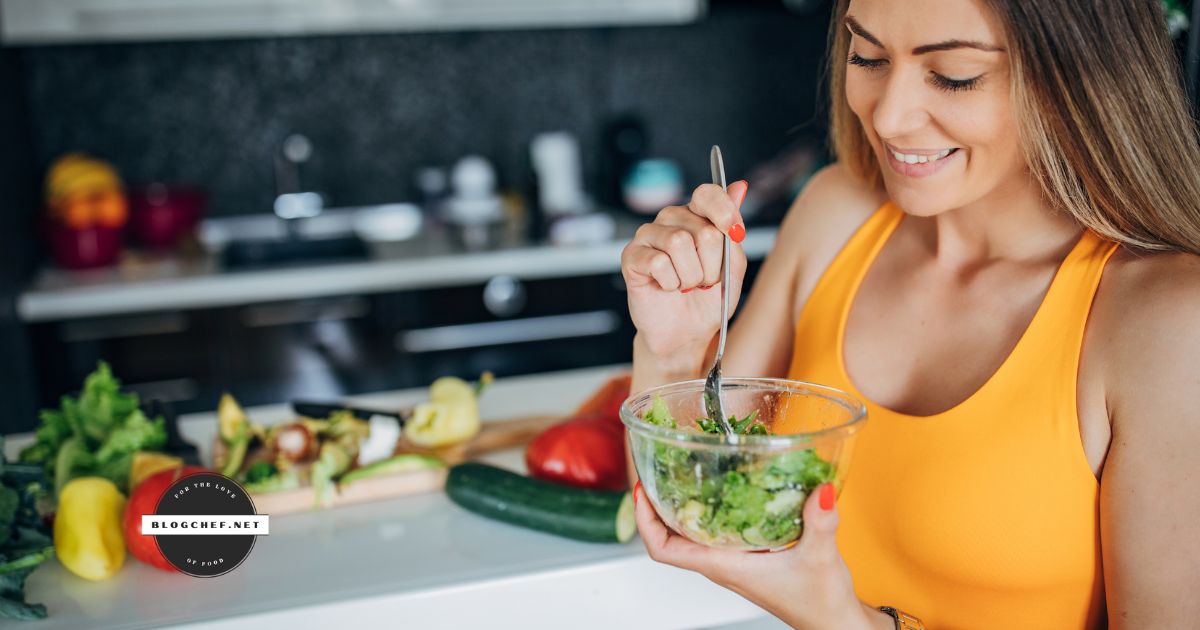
[892,148,955,165]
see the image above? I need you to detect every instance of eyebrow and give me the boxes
[845,16,1004,55]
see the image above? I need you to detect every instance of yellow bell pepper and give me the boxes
[54,477,126,581]
[403,377,482,448]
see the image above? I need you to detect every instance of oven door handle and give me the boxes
[395,310,621,353]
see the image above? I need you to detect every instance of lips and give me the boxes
[883,145,961,179]
[891,147,954,163]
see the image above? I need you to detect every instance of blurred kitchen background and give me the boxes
[1,0,1196,434]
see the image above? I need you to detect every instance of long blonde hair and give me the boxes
[827,0,1200,255]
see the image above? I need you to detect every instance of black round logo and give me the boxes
[151,473,261,577]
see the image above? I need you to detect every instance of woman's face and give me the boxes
[844,0,1020,216]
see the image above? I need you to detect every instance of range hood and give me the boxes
[1,0,706,45]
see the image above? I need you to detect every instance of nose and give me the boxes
[872,66,931,141]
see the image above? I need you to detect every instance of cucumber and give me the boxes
[445,462,636,544]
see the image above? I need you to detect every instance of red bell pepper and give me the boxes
[524,414,628,491]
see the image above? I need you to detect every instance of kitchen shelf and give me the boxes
[18,227,777,322]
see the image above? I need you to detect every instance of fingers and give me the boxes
[686,180,749,238]
[633,483,710,571]
[632,222,704,289]
[655,209,726,288]
[620,180,749,292]
[728,180,750,224]
[621,236,678,290]
[792,483,840,563]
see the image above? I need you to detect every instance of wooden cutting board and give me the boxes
[249,414,561,516]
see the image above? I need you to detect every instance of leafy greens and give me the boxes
[19,362,167,496]
[0,437,54,620]
[641,395,834,547]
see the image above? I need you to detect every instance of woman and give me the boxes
[620,0,1200,628]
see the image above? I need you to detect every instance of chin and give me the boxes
[881,179,959,218]
[871,149,966,217]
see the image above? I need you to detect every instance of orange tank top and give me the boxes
[785,201,1119,629]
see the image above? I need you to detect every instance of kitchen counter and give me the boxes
[17,221,778,323]
[3,366,784,630]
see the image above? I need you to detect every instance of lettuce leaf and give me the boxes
[94,409,166,466]
[641,402,835,548]
[643,395,676,428]
[75,362,140,444]
[696,410,766,435]
[21,362,167,496]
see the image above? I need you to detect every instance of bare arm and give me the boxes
[1100,257,1200,628]
[631,163,885,390]
[725,163,886,378]
[624,164,883,484]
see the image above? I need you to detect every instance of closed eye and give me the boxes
[848,52,886,70]
[929,74,982,92]
[848,52,984,93]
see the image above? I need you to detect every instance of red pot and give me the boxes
[129,183,206,249]
[48,222,123,269]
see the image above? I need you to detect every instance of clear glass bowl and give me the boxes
[621,378,867,551]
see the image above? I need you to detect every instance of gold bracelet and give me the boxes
[878,606,925,630]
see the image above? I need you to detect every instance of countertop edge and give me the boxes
[170,554,768,630]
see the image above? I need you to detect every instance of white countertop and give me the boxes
[4,366,784,630]
[17,227,778,323]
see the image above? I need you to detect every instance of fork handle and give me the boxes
[716,233,730,361]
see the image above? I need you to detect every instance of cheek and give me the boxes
[843,74,877,136]
[989,106,1025,172]
[943,92,1019,161]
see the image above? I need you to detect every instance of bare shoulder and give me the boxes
[1094,248,1200,354]
[780,162,888,245]
[776,163,888,296]
[1091,247,1200,625]
[1091,247,1200,427]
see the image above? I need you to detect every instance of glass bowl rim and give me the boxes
[620,377,868,449]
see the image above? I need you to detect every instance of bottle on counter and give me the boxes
[443,155,505,251]
[529,131,614,246]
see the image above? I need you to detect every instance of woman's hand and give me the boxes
[620,181,750,363]
[633,482,889,630]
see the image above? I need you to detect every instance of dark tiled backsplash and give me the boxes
[14,4,831,217]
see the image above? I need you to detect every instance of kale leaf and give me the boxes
[0,437,54,620]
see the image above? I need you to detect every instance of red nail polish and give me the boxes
[729,223,746,244]
[680,287,693,294]
[633,481,642,506]
[700,285,713,291]
[819,483,835,511]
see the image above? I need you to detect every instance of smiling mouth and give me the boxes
[887,147,960,165]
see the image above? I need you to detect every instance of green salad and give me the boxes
[641,396,835,547]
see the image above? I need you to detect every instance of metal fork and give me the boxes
[703,145,735,438]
